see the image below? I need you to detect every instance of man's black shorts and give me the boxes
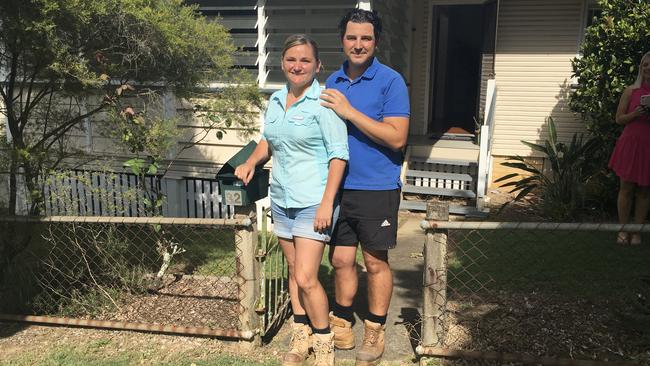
[329,189,400,250]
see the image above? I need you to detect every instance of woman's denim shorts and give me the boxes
[271,200,339,243]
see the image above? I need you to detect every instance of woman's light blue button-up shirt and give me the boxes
[262,79,349,209]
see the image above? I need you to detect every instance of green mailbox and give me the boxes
[216,141,269,206]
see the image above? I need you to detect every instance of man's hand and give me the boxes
[234,162,255,185]
[320,89,354,120]
[314,202,333,233]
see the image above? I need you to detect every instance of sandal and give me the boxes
[630,233,642,246]
[616,232,630,245]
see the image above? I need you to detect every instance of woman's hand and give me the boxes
[234,162,256,185]
[632,105,648,118]
[314,202,333,233]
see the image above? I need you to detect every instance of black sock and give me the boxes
[293,313,310,325]
[312,325,331,334]
[333,302,355,323]
[366,312,387,325]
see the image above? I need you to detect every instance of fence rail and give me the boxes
[0,214,272,341]
[418,202,650,366]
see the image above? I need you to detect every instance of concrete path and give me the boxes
[333,212,427,364]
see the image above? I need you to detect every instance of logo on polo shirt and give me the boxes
[381,219,391,227]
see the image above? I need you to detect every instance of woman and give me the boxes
[235,35,348,366]
[609,51,650,245]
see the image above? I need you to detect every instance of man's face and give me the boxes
[342,21,376,69]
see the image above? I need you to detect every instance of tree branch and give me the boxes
[32,103,107,151]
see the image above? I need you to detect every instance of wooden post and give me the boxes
[421,202,449,365]
[236,213,260,345]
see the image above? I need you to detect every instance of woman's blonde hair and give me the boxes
[281,34,320,62]
[632,51,650,88]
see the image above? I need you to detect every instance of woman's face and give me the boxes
[281,44,320,90]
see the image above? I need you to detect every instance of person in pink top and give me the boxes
[608,51,650,245]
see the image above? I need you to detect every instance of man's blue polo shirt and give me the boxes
[325,57,410,190]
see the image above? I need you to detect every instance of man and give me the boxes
[319,8,410,366]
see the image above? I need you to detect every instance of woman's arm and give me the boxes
[234,139,271,185]
[314,158,347,233]
[615,87,647,125]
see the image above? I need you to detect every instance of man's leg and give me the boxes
[353,189,400,366]
[354,249,391,366]
[329,245,359,307]
[361,249,392,319]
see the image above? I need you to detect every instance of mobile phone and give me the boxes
[641,95,650,107]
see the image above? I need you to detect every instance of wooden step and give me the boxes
[409,156,477,166]
[405,169,473,182]
[399,200,488,217]
[402,184,476,198]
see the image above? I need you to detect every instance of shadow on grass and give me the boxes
[392,228,650,364]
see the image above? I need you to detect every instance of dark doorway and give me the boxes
[428,2,497,138]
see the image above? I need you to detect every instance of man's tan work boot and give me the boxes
[355,320,385,366]
[282,322,311,366]
[329,312,355,350]
[312,332,335,366]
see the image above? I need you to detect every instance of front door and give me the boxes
[428,1,497,138]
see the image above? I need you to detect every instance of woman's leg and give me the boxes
[279,238,307,317]
[617,179,636,243]
[294,236,334,366]
[631,186,650,245]
[280,237,312,366]
[293,237,329,328]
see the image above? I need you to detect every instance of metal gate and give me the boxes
[257,207,291,337]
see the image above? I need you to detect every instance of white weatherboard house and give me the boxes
[185,0,597,214]
[1,0,599,216]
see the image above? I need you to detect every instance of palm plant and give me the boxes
[495,117,601,220]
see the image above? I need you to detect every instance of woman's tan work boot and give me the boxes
[329,312,355,349]
[282,322,311,366]
[355,320,385,366]
[312,332,335,366]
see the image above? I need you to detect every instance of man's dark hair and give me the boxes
[338,9,382,42]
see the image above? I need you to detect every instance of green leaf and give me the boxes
[521,140,548,154]
[146,162,159,175]
[123,158,146,175]
[494,173,519,183]
[513,185,537,201]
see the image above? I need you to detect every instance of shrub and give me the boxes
[495,118,600,220]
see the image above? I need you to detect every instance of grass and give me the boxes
[448,229,650,299]
[0,345,281,366]
[170,226,237,276]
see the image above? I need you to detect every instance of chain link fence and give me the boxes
[0,215,265,339]
[418,207,650,365]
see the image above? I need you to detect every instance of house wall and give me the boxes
[60,93,264,179]
[372,0,412,84]
[408,0,430,135]
[490,0,586,185]
[407,0,590,189]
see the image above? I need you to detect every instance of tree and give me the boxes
[570,0,650,155]
[0,0,262,276]
[569,0,650,211]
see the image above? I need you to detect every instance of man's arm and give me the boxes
[320,88,409,151]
